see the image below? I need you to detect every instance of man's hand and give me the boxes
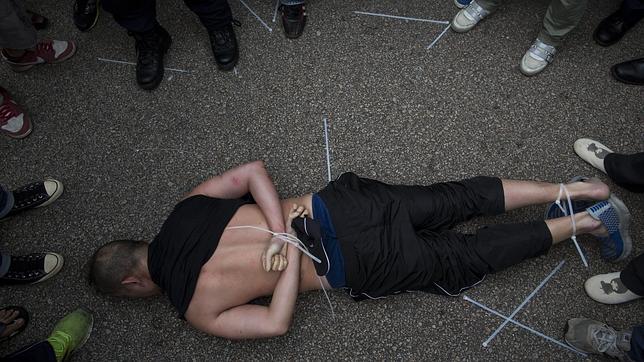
[261,204,308,272]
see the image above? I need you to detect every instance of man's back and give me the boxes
[184,195,325,332]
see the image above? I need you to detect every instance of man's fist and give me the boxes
[261,204,308,272]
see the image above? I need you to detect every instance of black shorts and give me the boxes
[317,172,552,299]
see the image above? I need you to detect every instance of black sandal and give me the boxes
[0,306,29,342]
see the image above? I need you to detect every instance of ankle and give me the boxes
[576,212,604,235]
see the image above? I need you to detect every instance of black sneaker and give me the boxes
[208,24,239,71]
[0,253,64,285]
[280,3,307,39]
[8,179,64,217]
[130,24,172,91]
[73,0,100,32]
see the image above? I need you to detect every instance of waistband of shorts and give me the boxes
[312,193,346,288]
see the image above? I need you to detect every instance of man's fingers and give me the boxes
[262,252,271,272]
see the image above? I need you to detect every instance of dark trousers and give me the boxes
[2,340,56,362]
[101,0,233,33]
[621,253,644,296]
[630,326,644,361]
[605,152,644,193]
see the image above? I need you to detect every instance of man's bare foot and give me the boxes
[0,308,26,341]
[568,177,610,201]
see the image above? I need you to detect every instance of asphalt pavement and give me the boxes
[1,0,643,360]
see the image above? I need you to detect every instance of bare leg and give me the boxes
[501,178,609,211]
[545,211,607,245]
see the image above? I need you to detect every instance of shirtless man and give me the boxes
[89,161,631,339]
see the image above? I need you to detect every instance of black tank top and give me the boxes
[148,195,249,318]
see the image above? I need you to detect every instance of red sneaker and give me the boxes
[0,87,32,139]
[1,39,76,72]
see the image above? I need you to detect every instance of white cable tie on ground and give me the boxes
[273,0,280,23]
[323,117,332,182]
[463,295,587,357]
[353,11,449,25]
[427,24,451,49]
[97,57,192,73]
[483,260,565,347]
[237,0,273,32]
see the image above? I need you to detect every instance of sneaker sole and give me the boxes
[5,124,33,139]
[34,178,64,208]
[30,252,64,284]
[607,194,632,262]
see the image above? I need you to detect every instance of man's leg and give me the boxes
[183,0,237,70]
[539,0,588,47]
[401,176,607,231]
[279,0,307,39]
[3,340,57,362]
[630,326,644,361]
[621,253,644,296]
[101,0,171,90]
[605,152,644,193]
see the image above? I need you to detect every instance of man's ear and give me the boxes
[121,276,140,286]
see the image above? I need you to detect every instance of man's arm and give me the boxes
[187,161,286,235]
[192,243,302,339]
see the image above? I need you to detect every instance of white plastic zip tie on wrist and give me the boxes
[226,225,321,263]
[226,225,336,318]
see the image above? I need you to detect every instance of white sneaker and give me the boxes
[584,272,643,304]
[574,138,614,174]
[520,38,556,76]
[451,1,492,33]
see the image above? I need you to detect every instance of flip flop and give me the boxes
[0,306,29,342]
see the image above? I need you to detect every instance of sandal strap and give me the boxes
[465,1,491,22]
[529,39,556,63]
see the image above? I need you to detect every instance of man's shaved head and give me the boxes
[89,240,148,295]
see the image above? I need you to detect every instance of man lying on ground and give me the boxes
[89,161,631,339]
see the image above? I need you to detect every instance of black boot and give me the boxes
[208,24,238,71]
[611,58,644,85]
[130,24,172,90]
[593,5,644,47]
[280,3,307,39]
[73,0,100,32]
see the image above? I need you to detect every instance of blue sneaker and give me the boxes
[586,195,632,262]
[454,0,472,8]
